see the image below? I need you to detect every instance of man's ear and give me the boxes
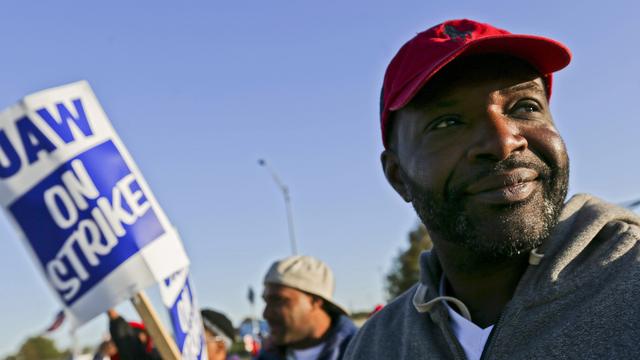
[381,150,412,202]
[311,296,324,311]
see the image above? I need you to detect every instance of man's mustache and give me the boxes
[447,156,552,199]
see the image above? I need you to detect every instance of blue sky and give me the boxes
[0,0,638,355]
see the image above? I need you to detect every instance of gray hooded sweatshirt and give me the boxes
[344,194,640,359]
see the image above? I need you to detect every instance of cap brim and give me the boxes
[389,34,572,111]
[324,298,350,317]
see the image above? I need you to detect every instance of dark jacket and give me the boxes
[109,316,161,360]
[344,194,640,359]
[258,314,357,360]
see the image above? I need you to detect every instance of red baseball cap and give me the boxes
[380,19,572,148]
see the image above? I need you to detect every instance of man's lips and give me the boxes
[465,168,539,194]
[464,168,539,204]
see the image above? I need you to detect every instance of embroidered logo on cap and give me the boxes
[444,25,472,41]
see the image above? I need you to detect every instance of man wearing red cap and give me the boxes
[344,19,640,359]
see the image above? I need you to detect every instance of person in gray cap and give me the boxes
[258,255,357,360]
[343,18,640,360]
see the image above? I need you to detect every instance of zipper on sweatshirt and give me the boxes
[478,324,498,360]
[478,303,514,360]
[479,256,540,360]
[432,305,468,360]
[441,317,468,360]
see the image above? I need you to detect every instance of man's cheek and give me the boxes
[530,130,567,164]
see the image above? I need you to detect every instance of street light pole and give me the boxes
[258,159,298,255]
[626,198,640,209]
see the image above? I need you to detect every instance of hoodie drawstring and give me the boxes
[528,247,544,265]
[412,283,472,321]
[414,247,544,322]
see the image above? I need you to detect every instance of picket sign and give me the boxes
[0,80,190,347]
[160,267,208,360]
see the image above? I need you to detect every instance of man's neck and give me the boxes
[435,241,530,328]
[288,336,325,351]
[287,314,333,350]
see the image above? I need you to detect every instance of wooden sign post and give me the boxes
[131,291,182,360]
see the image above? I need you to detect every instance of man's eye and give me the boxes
[428,116,460,131]
[511,100,542,115]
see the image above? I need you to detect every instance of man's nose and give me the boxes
[263,303,276,322]
[466,109,528,162]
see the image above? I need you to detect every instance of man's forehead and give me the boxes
[406,55,546,109]
[263,283,305,297]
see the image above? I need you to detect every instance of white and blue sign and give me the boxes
[161,268,208,360]
[0,81,190,327]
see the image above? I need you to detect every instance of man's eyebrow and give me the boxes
[499,81,545,95]
[432,99,459,108]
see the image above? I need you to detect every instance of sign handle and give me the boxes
[131,291,181,360]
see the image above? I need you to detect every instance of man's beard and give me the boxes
[406,155,569,266]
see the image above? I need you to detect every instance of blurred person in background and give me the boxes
[258,255,356,360]
[92,338,117,360]
[107,309,161,360]
[201,308,236,360]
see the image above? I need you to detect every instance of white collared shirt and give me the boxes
[440,274,494,360]
[287,342,325,360]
